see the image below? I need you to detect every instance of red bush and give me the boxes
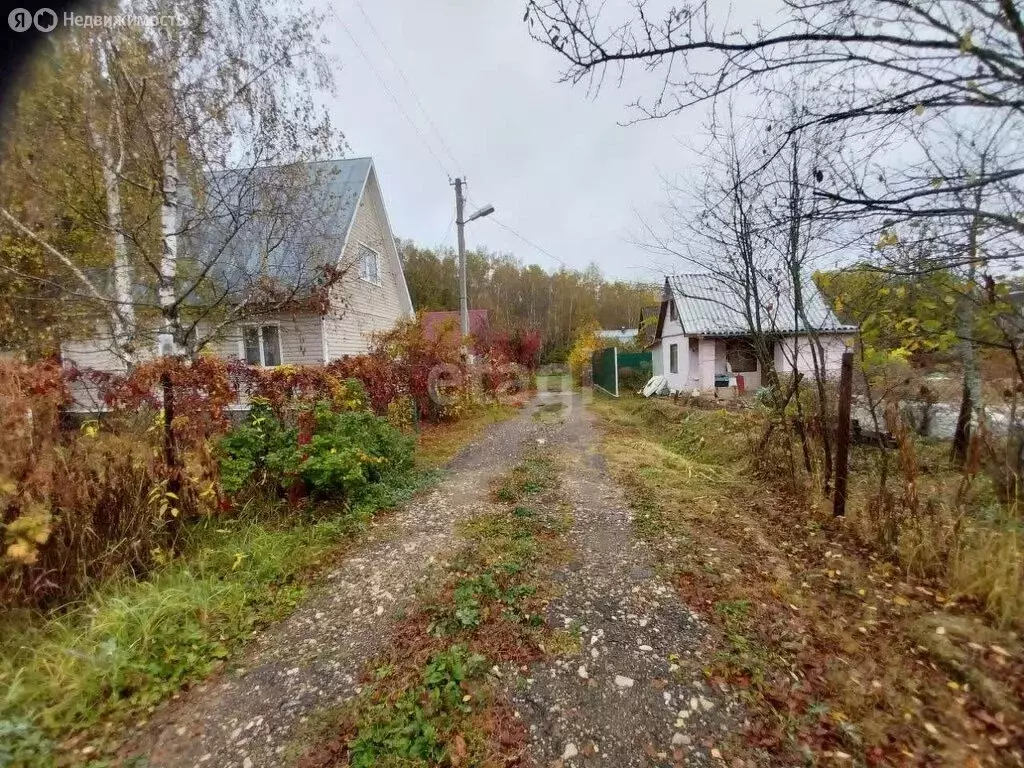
[490,327,542,372]
[232,362,367,417]
[0,359,72,511]
[327,353,403,414]
[88,356,238,445]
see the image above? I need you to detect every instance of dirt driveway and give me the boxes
[126,390,735,767]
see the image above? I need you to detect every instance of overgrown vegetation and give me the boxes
[0,344,524,765]
[594,396,1023,765]
[296,450,571,768]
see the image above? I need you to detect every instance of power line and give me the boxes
[353,0,460,171]
[491,218,572,270]
[437,214,455,247]
[463,194,570,269]
[331,9,453,179]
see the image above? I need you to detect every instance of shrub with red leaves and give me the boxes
[490,327,542,372]
[232,362,368,418]
[90,356,238,446]
[327,353,403,414]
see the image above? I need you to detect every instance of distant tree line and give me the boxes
[399,241,660,362]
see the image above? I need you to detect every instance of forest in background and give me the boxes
[399,241,660,361]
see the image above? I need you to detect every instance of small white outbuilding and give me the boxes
[647,273,858,394]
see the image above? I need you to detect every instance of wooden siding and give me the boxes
[210,313,324,365]
[324,169,411,359]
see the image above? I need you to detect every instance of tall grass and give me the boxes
[0,469,431,764]
[953,501,1024,627]
[599,395,1024,632]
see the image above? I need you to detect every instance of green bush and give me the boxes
[218,401,414,503]
[217,401,293,495]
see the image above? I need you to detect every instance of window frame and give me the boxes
[357,242,382,286]
[239,322,284,367]
[668,300,677,322]
[669,343,679,374]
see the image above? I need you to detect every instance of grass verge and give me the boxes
[295,449,571,768]
[0,404,520,767]
[592,396,1023,766]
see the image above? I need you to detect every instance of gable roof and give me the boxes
[187,158,370,290]
[597,329,637,343]
[422,310,489,341]
[181,157,414,316]
[659,272,857,338]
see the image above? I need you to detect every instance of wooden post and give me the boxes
[833,351,854,517]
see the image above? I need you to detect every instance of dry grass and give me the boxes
[592,395,1023,766]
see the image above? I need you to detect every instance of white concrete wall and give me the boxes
[658,333,688,391]
[773,333,854,378]
[651,344,664,376]
[649,330,856,395]
[698,338,717,390]
[661,300,685,337]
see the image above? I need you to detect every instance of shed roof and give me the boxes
[665,273,857,337]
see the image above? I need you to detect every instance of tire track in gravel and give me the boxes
[509,392,743,768]
[122,398,558,768]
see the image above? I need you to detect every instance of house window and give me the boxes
[669,343,679,374]
[359,244,380,284]
[669,301,677,322]
[242,324,282,367]
[725,340,758,373]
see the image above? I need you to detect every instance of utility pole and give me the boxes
[451,178,493,346]
[454,177,469,339]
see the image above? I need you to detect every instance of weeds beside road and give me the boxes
[593,395,1022,765]
[0,402,517,767]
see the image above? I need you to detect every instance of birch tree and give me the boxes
[0,0,345,366]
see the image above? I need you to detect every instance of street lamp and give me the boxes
[453,178,495,340]
[466,203,495,223]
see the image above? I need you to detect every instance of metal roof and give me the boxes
[597,329,638,342]
[666,273,857,336]
[192,158,372,297]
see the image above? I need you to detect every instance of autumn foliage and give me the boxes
[0,320,541,609]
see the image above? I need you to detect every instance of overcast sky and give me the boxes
[319,0,712,283]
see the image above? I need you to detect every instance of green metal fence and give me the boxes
[592,347,618,396]
[616,352,653,391]
[591,348,653,397]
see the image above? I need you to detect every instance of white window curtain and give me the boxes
[359,244,380,284]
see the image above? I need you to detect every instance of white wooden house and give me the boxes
[62,157,413,379]
[648,273,857,394]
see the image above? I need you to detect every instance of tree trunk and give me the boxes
[159,144,181,354]
[93,125,136,364]
[951,373,973,467]
[161,371,183,548]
